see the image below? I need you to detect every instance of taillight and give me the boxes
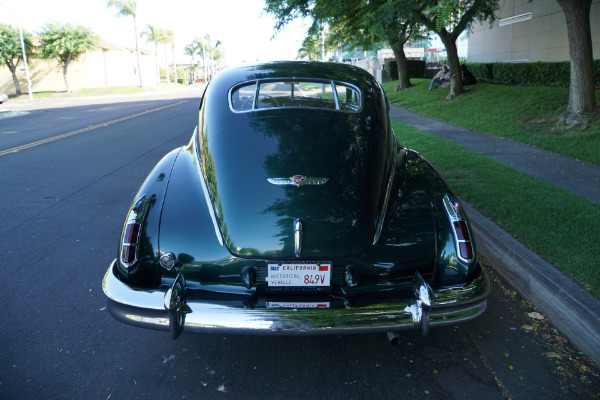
[443,195,474,263]
[120,195,149,268]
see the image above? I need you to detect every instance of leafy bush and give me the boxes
[385,58,427,80]
[465,60,600,88]
[466,63,494,81]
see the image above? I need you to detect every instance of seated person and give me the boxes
[461,64,477,85]
[429,66,450,91]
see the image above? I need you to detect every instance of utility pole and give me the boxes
[18,23,33,99]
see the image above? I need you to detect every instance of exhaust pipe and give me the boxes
[387,331,400,345]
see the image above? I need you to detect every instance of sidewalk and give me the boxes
[389,105,600,203]
[389,104,600,365]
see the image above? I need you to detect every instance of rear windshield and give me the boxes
[230,80,361,113]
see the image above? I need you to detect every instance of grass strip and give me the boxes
[383,79,600,165]
[392,120,600,298]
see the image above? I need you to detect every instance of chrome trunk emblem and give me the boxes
[294,219,303,258]
[267,175,329,187]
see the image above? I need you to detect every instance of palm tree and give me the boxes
[107,0,143,87]
[184,42,198,82]
[196,35,210,81]
[161,30,173,83]
[195,34,222,81]
[141,24,161,85]
[166,30,178,84]
[297,35,320,60]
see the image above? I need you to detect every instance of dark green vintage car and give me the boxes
[102,61,491,341]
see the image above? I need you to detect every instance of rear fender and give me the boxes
[116,146,183,286]
[404,150,478,285]
[379,149,477,286]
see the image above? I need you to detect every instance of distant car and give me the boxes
[102,61,491,341]
[0,93,8,104]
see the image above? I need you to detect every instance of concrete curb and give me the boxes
[0,110,28,119]
[462,201,600,365]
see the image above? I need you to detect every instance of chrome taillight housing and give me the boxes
[120,195,150,268]
[443,194,474,264]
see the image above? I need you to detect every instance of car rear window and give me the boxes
[230,80,361,113]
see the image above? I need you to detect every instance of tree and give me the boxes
[184,42,198,82]
[0,24,33,94]
[39,23,98,93]
[297,34,321,60]
[141,24,162,85]
[264,0,427,91]
[196,35,222,81]
[161,29,173,83]
[413,0,499,100]
[163,30,178,84]
[556,0,596,128]
[107,0,143,87]
[326,0,429,91]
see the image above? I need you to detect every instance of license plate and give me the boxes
[267,302,330,309]
[267,262,331,287]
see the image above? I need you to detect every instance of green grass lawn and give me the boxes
[390,119,600,298]
[383,79,600,165]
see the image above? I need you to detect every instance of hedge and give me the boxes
[465,60,600,88]
[385,59,427,80]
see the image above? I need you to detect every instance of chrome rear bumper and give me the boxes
[102,260,492,338]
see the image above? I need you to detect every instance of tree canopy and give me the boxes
[0,24,33,94]
[413,0,499,99]
[39,23,98,93]
[265,0,500,99]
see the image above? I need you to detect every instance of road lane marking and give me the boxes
[0,101,187,157]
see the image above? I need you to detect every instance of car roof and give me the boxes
[211,61,377,92]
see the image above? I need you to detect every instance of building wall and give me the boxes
[0,45,158,95]
[468,0,600,62]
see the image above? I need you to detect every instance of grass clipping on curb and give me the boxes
[392,120,600,298]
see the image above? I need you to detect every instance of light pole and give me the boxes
[18,23,33,99]
[1,2,33,99]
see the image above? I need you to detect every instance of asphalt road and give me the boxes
[0,92,598,400]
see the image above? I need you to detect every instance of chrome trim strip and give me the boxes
[331,81,340,110]
[267,176,329,187]
[103,259,491,335]
[294,219,303,258]
[192,126,224,246]
[373,151,396,245]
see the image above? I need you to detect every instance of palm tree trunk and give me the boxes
[172,46,178,84]
[154,42,160,86]
[164,45,170,84]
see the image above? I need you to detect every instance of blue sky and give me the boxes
[0,0,311,66]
